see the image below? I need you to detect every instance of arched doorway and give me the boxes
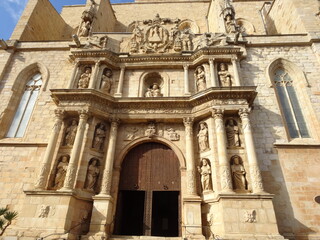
[114,142,181,237]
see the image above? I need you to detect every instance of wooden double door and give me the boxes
[114,142,181,237]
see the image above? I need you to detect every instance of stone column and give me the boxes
[68,61,80,88]
[239,108,265,194]
[183,117,197,196]
[34,109,65,190]
[231,57,241,86]
[61,110,89,191]
[209,58,218,87]
[183,64,191,95]
[89,60,101,89]
[212,109,233,193]
[99,118,120,196]
[115,66,125,97]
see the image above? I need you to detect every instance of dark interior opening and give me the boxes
[151,191,179,237]
[114,190,145,236]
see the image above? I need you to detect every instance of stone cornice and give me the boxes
[50,87,257,120]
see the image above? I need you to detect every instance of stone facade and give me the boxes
[0,0,319,240]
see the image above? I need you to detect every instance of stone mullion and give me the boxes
[34,109,65,190]
[61,110,89,191]
[239,108,265,194]
[183,64,191,95]
[212,109,233,193]
[183,117,197,196]
[99,118,120,196]
[115,67,125,97]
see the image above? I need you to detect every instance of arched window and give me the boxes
[6,73,42,138]
[273,68,309,138]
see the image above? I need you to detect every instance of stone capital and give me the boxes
[183,117,194,127]
[212,108,224,119]
[209,58,215,65]
[78,109,90,120]
[239,108,251,119]
[54,109,65,120]
[183,64,189,70]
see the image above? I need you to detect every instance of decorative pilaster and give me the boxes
[231,57,241,86]
[183,117,197,196]
[68,60,80,88]
[115,67,125,97]
[99,118,120,196]
[35,109,65,190]
[89,60,101,89]
[61,110,89,191]
[212,109,233,193]
[183,64,191,95]
[239,108,265,193]
[209,58,218,87]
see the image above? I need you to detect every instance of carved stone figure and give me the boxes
[100,68,112,93]
[83,35,108,49]
[92,123,106,150]
[180,29,193,51]
[145,122,156,137]
[167,128,180,141]
[38,205,50,218]
[53,155,69,190]
[78,67,92,89]
[225,14,237,34]
[78,4,95,38]
[218,63,232,87]
[79,21,91,37]
[145,83,163,97]
[85,159,100,191]
[244,210,256,223]
[197,158,212,191]
[194,66,206,92]
[64,120,78,146]
[225,119,240,147]
[231,155,247,191]
[130,23,143,53]
[194,32,228,50]
[197,121,210,152]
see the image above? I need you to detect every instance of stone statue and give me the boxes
[194,66,206,92]
[145,122,156,137]
[145,83,163,97]
[230,155,247,191]
[64,120,78,146]
[85,159,100,191]
[225,119,240,147]
[167,127,180,141]
[197,121,210,152]
[194,32,227,50]
[92,123,106,150]
[180,29,193,51]
[225,14,237,34]
[218,63,232,87]
[100,68,112,93]
[79,20,91,37]
[53,155,69,189]
[78,67,92,89]
[197,158,212,191]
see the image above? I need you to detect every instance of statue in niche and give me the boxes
[230,155,247,191]
[225,14,237,34]
[197,158,212,191]
[145,83,163,97]
[92,123,106,151]
[85,158,100,191]
[180,29,193,51]
[218,63,232,87]
[197,121,210,152]
[145,122,156,138]
[79,21,91,37]
[194,66,206,92]
[167,127,180,141]
[78,67,92,89]
[225,119,240,147]
[53,155,69,190]
[100,68,113,93]
[64,120,78,146]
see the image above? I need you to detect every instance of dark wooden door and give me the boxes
[115,142,181,236]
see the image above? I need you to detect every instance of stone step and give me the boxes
[110,236,183,240]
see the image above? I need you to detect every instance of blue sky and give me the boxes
[0,0,133,40]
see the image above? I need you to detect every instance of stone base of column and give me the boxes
[204,193,286,240]
[182,196,205,239]
[114,93,122,97]
[85,195,114,238]
[184,92,191,96]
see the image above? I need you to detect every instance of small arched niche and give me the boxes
[236,18,255,35]
[139,72,168,97]
[178,19,199,34]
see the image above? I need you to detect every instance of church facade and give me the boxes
[0,0,320,239]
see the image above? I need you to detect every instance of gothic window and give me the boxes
[273,68,309,138]
[6,73,42,138]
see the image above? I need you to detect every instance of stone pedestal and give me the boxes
[183,196,205,239]
[205,194,286,240]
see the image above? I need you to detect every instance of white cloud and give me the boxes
[2,0,28,21]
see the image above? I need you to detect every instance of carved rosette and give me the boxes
[183,117,194,137]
